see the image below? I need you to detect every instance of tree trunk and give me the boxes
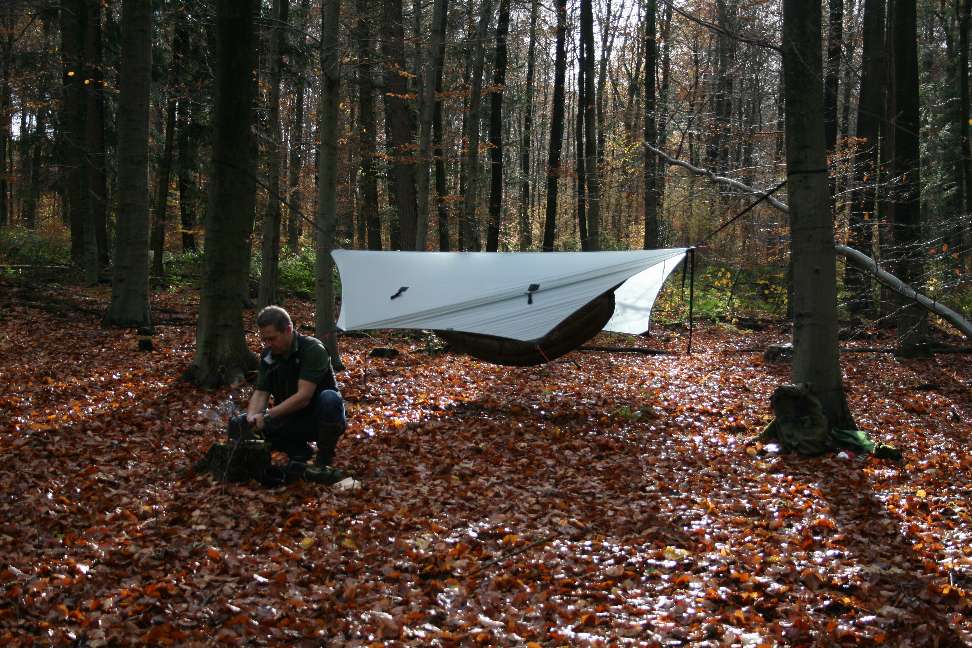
[285,0,310,253]
[825,0,844,153]
[485,0,510,252]
[60,1,84,263]
[381,0,419,250]
[105,0,152,327]
[176,95,197,253]
[173,3,198,253]
[643,0,659,249]
[416,0,449,250]
[459,0,494,251]
[575,37,589,250]
[431,0,450,251]
[151,97,177,277]
[580,0,600,250]
[190,0,259,388]
[654,0,673,236]
[316,0,341,366]
[542,0,568,252]
[355,0,381,250]
[708,0,736,173]
[82,0,107,275]
[259,0,288,307]
[23,110,44,229]
[890,0,927,354]
[838,0,859,141]
[846,0,885,312]
[518,0,539,250]
[783,0,854,429]
[0,9,9,228]
[960,0,972,260]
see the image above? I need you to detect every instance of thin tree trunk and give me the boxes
[190,0,259,387]
[825,0,844,152]
[580,0,600,249]
[643,0,659,249]
[259,0,287,307]
[176,96,197,252]
[890,0,927,354]
[846,0,885,312]
[876,0,896,317]
[460,0,494,251]
[287,0,311,253]
[416,0,449,250]
[432,0,450,251]
[518,0,539,250]
[381,0,419,250]
[542,0,568,251]
[355,0,381,250]
[960,0,972,260]
[654,0,673,233]
[783,0,854,429]
[0,9,9,228]
[316,0,341,365]
[174,3,198,253]
[485,0,510,252]
[83,0,107,273]
[575,35,588,250]
[105,0,152,327]
[150,97,177,277]
[838,0,859,141]
[23,110,44,229]
[60,1,85,259]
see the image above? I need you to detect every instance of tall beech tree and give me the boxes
[286,0,311,253]
[847,0,886,311]
[580,0,600,250]
[485,0,510,252]
[83,0,106,273]
[258,0,288,307]
[190,0,258,387]
[105,0,152,328]
[783,0,854,428]
[354,0,381,250]
[431,0,450,251]
[959,0,972,258]
[380,0,419,250]
[460,0,494,251]
[518,0,539,250]
[643,0,659,249]
[542,0,568,252]
[316,0,342,366]
[890,0,927,355]
[60,0,85,265]
[416,0,449,250]
[174,0,200,254]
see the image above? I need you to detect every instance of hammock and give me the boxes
[332,249,688,365]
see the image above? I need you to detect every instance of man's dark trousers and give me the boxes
[264,390,345,464]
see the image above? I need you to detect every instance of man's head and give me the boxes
[257,306,294,356]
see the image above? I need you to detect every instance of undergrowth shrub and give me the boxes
[0,226,71,266]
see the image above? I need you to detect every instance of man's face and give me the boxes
[260,323,294,356]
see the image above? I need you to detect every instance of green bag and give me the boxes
[760,384,833,456]
[759,384,901,460]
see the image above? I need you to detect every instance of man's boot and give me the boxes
[305,421,346,485]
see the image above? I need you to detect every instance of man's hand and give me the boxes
[247,412,267,431]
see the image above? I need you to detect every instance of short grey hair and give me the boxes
[256,305,292,331]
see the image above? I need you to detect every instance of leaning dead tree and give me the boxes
[644,143,972,340]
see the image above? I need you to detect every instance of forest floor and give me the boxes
[1,276,971,647]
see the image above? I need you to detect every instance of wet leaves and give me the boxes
[1,281,971,645]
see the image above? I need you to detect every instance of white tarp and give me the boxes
[332,248,688,342]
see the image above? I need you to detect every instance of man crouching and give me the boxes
[246,305,346,483]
